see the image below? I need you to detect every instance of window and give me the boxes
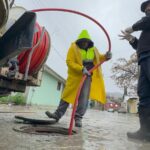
[57,82,61,91]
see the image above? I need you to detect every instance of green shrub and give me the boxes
[0,93,26,105]
[0,96,8,103]
[11,94,26,105]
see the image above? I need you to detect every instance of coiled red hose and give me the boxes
[24,8,111,135]
[18,23,50,75]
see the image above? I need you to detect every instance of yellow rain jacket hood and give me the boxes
[78,29,91,40]
[76,30,94,49]
[61,30,107,104]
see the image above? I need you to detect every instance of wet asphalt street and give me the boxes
[0,105,150,150]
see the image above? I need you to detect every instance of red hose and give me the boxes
[32,8,111,52]
[31,8,111,135]
[69,60,106,135]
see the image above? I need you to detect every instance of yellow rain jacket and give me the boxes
[61,30,107,104]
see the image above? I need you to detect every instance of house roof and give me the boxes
[43,65,66,84]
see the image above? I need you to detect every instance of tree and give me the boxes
[111,53,139,95]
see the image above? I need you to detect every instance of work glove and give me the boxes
[125,27,134,34]
[119,30,135,43]
[105,51,112,60]
[82,67,91,76]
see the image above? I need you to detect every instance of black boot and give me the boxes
[127,107,150,141]
[75,119,82,127]
[45,111,59,122]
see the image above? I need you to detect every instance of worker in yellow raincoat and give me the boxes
[46,29,112,127]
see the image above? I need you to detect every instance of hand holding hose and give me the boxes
[82,67,91,76]
[105,51,112,60]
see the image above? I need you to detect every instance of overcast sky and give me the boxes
[15,0,143,94]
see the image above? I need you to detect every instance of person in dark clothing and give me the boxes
[119,0,150,141]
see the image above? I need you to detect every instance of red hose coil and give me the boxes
[18,23,50,75]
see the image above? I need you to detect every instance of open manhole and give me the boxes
[13,125,77,135]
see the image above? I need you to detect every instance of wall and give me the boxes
[26,71,64,106]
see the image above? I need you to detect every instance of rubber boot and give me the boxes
[45,111,59,122]
[75,118,82,127]
[127,107,150,141]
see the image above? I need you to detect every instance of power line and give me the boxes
[51,44,65,61]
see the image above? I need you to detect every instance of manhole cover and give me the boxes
[15,115,57,125]
[13,125,77,135]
